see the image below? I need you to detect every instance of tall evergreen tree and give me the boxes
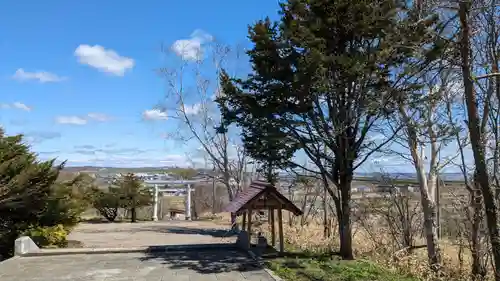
[217,0,443,259]
[0,129,63,258]
[116,173,152,223]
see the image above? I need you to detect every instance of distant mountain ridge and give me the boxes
[62,166,465,181]
[355,172,465,181]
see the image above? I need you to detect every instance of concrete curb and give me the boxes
[0,256,22,265]
[19,243,238,257]
[246,250,285,281]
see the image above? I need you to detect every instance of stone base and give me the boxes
[235,231,250,250]
[14,236,40,256]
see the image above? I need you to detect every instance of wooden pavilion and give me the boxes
[223,180,303,253]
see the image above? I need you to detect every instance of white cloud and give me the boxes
[55,116,88,125]
[142,109,168,120]
[12,102,32,111]
[183,103,202,115]
[74,44,135,76]
[0,102,32,111]
[58,150,190,168]
[12,68,66,83]
[87,112,111,122]
[171,29,213,61]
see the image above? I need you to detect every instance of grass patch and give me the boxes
[266,253,419,281]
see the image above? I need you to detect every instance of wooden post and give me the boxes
[270,208,276,246]
[278,207,284,253]
[242,211,247,230]
[247,207,253,249]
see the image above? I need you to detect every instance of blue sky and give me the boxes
[0,0,282,168]
[0,0,470,174]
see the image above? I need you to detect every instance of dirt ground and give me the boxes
[67,220,237,248]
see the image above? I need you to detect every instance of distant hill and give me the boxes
[62,166,464,181]
[355,172,465,181]
[62,166,171,174]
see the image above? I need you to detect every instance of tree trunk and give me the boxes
[212,176,216,214]
[470,186,487,279]
[404,126,441,270]
[420,193,441,270]
[415,156,442,271]
[223,173,238,230]
[459,3,500,279]
[323,184,329,238]
[400,195,412,250]
[131,207,137,223]
[337,175,354,260]
[289,185,294,227]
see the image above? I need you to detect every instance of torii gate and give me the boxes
[143,179,205,221]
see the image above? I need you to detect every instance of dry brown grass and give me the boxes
[266,220,495,280]
[210,212,493,281]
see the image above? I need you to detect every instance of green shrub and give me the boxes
[92,187,122,222]
[22,224,68,248]
[116,173,152,222]
[37,176,93,228]
[90,174,153,223]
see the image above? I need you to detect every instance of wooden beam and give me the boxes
[247,207,253,249]
[270,208,276,246]
[242,211,247,230]
[278,207,284,253]
[250,202,282,209]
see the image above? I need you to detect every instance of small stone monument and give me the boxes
[257,232,268,249]
[236,230,250,250]
[14,236,40,256]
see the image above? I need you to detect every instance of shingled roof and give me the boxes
[223,180,303,216]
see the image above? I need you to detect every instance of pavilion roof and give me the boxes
[223,180,303,216]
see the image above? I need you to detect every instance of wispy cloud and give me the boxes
[183,103,202,115]
[23,131,61,144]
[142,109,168,121]
[55,112,113,125]
[12,102,32,111]
[87,112,112,122]
[12,68,66,83]
[73,144,152,156]
[55,116,88,125]
[171,29,213,61]
[64,152,188,167]
[9,119,28,126]
[64,144,188,167]
[74,44,135,76]
[0,102,32,111]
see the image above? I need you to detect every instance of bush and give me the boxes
[37,181,90,228]
[91,187,122,222]
[90,174,153,223]
[22,224,68,248]
[0,129,95,259]
[116,173,152,222]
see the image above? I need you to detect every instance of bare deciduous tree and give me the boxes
[158,42,249,225]
[389,67,462,271]
[458,1,500,278]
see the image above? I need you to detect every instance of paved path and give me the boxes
[0,248,276,281]
[68,221,237,248]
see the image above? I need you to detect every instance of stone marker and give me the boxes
[14,236,40,256]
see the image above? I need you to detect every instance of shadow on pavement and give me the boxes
[139,248,263,274]
[137,225,238,238]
